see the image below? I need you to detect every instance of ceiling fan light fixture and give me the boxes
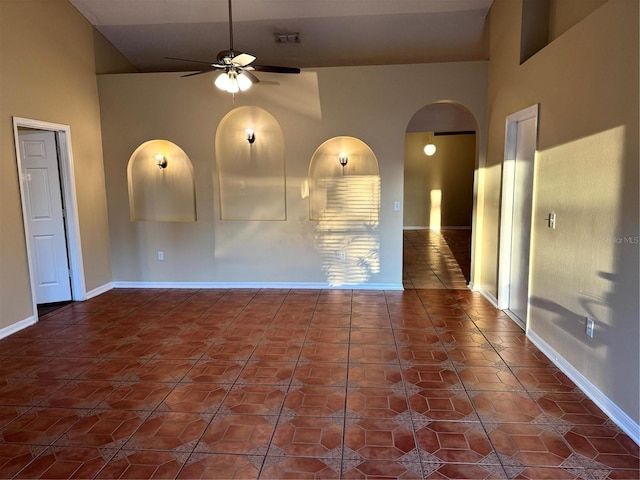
[236,72,252,91]
[215,71,232,91]
[170,0,300,93]
[215,69,252,93]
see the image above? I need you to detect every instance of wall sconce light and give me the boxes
[338,152,348,176]
[154,154,168,169]
[245,128,255,144]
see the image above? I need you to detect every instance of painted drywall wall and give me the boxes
[404,133,475,229]
[93,29,138,74]
[406,103,477,133]
[485,0,639,425]
[549,0,609,41]
[0,0,112,330]
[98,62,487,288]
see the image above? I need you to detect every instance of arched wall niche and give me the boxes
[308,136,380,222]
[309,136,381,286]
[127,139,196,222]
[215,106,286,221]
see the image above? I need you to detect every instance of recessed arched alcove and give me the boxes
[127,139,196,222]
[308,136,380,222]
[309,136,381,286]
[215,106,286,220]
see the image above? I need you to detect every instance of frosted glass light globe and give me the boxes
[423,144,437,156]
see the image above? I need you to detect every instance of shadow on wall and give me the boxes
[528,125,640,433]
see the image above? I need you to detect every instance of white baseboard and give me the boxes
[0,315,37,341]
[527,329,640,446]
[0,281,113,340]
[112,281,404,291]
[468,282,499,308]
[468,282,638,444]
[85,282,114,299]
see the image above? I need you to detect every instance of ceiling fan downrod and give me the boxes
[227,0,234,54]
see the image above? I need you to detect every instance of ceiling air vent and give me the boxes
[274,32,300,44]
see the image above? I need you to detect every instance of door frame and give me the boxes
[497,104,539,328]
[13,117,86,316]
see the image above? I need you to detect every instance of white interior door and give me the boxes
[508,117,536,324]
[19,129,72,304]
[498,105,538,330]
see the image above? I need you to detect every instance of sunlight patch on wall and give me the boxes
[531,126,626,332]
[244,71,322,121]
[429,189,442,230]
[309,137,380,286]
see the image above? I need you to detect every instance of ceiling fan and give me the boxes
[166,0,300,93]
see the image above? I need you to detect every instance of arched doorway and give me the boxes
[403,102,478,289]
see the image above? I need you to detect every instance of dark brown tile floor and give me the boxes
[0,230,637,479]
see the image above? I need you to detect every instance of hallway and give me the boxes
[0,231,637,478]
[403,229,472,289]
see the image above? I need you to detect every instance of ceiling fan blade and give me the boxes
[170,0,300,86]
[166,56,215,66]
[240,69,260,84]
[252,65,301,74]
[233,53,256,67]
[181,69,217,77]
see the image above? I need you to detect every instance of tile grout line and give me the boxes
[93,289,262,480]
[255,289,321,479]
[337,290,354,479]
[385,291,428,480]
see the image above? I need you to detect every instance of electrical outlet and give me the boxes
[585,317,594,338]
[394,201,401,212]
[157,251,164,261]
[339,251,346,261]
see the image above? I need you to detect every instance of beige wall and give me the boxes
[98,62,487,287]
[549,0,609,41]
[484,0,639,423]
[0,0,112,330]
[94,29,138,74]
[404,133,475,229]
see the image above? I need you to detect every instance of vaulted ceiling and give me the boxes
[70,0,493,73]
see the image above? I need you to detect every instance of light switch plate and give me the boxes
[585,317,594,338]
